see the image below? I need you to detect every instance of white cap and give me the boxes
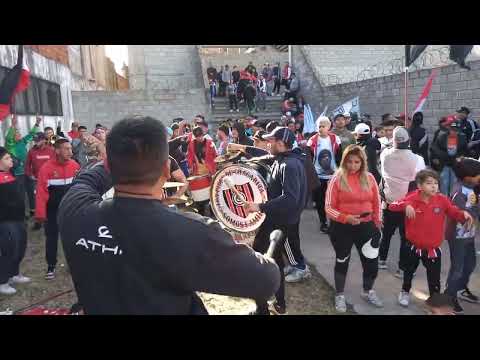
[354,123,370,135]
[343,112,351,117]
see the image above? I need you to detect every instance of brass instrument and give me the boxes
[48,135,59,145]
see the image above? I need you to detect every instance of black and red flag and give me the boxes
[405,45,474,70]
[0,45,31,122]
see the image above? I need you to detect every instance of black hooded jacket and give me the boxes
[232,122,253,146]
[259,148,308,225]
[356,134,381,184]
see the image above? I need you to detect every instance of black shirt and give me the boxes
[58,163,280,315]
[0,171,25,223]
[168,137,187,164]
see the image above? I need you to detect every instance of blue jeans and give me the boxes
[446,237,477,296]
[179,160,189,178]
[0,222,27,284]
[440,166,457,197]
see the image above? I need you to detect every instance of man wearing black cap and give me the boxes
[35,137,80,280]
[244,127,308,315]
[456,107,479,143]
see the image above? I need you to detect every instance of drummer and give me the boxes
[244,127,308,315]
[227,130,270,158]
[186,126,217,216]
[167,155,188,198]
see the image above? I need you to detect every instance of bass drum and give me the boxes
[210,162,271,236]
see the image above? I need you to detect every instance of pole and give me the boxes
[404,66,409,128]
[288,45,292,66]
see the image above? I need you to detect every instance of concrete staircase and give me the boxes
[210,95,284,125]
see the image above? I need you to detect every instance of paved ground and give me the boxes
[299,209,480,315]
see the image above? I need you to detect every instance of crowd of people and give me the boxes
[206,61,300,114]
[1,103,480,316]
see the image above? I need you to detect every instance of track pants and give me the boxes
[253,220,285,314]
[45,209,60,268]
[273,78,281,94]
[0,222,27,284]
[379,207,408,270]
[312,179,329,225]
[402,243,441,295]
[329,221,380,294]
[284,222,305,269]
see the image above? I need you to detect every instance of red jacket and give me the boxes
[389,190,466,252]
[35,158,80,220]
[25,145,56,178]
[68,130,80,139]
[186,138,217,191]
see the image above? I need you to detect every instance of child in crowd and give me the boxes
[444,157,480,313]
[389,169,473,309]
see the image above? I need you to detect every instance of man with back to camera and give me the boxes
[58,116,280,315]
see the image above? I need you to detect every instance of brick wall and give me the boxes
[72,88,208,130]
[28,45,69,66]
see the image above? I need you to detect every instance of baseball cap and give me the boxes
[393,126,410,144]
[253,130,267,141]
[441,115,457,127]
[33,132,47,142]
[263,126,296,148]
[456,106,470,115]
[53,137,70,148]
[343,112,351,117]
[354,123,370,135]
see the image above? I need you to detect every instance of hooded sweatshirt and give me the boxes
[6,125,39,176]
[259,148,308,225]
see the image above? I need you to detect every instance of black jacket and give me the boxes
[409,125,429,165]
[168,136,187,164]
[430,128,468,171]
[356,135,381,184]
[58,163,280,315]
[0,171,24,223]
[259,148,308,225]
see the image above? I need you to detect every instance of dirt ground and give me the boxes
[0,218,346,315]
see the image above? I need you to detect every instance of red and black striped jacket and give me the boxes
[35,159,80,220]
[0,171,25,222]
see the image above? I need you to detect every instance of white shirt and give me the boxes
[380,147,418,204]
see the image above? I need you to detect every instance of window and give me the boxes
[0,65,63,116]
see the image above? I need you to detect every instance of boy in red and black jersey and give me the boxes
[35,138,80,280]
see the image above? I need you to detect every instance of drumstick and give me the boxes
[224,177,246,205]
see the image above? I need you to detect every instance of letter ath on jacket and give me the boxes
[58,163,280,315]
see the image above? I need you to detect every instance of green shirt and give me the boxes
[6,125,39,176]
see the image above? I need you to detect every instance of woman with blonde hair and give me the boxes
[325,144,383,312]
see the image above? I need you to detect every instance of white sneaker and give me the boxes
[0,283,17,295]
[398,291,410,307]
[335,294,347,313]
[378,260,387,270]
[285,266,312,283]
[361,289,384,308]
[9,275,31,284]
[283,265,294,276]
[229,109,233,113]
[236,109,239,112]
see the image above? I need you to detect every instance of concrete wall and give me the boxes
[72,88,209,130]
[128,45,204,90]
[0,45,96,146]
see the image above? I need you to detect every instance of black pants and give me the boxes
[229,95,238,110]
[253,220,285,314]
[25,176,36,213]
[402,244,441,295]
[329,221,380,294]
[273,78,281,94]
[284,222,305,268]
[312,179,329,225]
[379,208,408,270]
[0,222,27,284]
[45,209,60,268]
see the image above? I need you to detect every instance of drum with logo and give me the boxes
[210,162,271,245]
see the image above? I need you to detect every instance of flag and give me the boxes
[412,69,438,115]
[405,45,428,67]
[0,45,31,122]
[332,96,360,116]
[302,104,316,134]
[449,45,474,70]
[320,105,328,117]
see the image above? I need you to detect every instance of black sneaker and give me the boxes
[320,223,329,234]
[45,267,56,280]
[453,298,464,314]
[269,302,288,315]
[458,288,480,303]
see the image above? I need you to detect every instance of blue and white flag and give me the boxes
[303,104,316,134]
[320,105,328,117]
[332,97,360,116]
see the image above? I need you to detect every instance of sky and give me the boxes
[105,45,128,73]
